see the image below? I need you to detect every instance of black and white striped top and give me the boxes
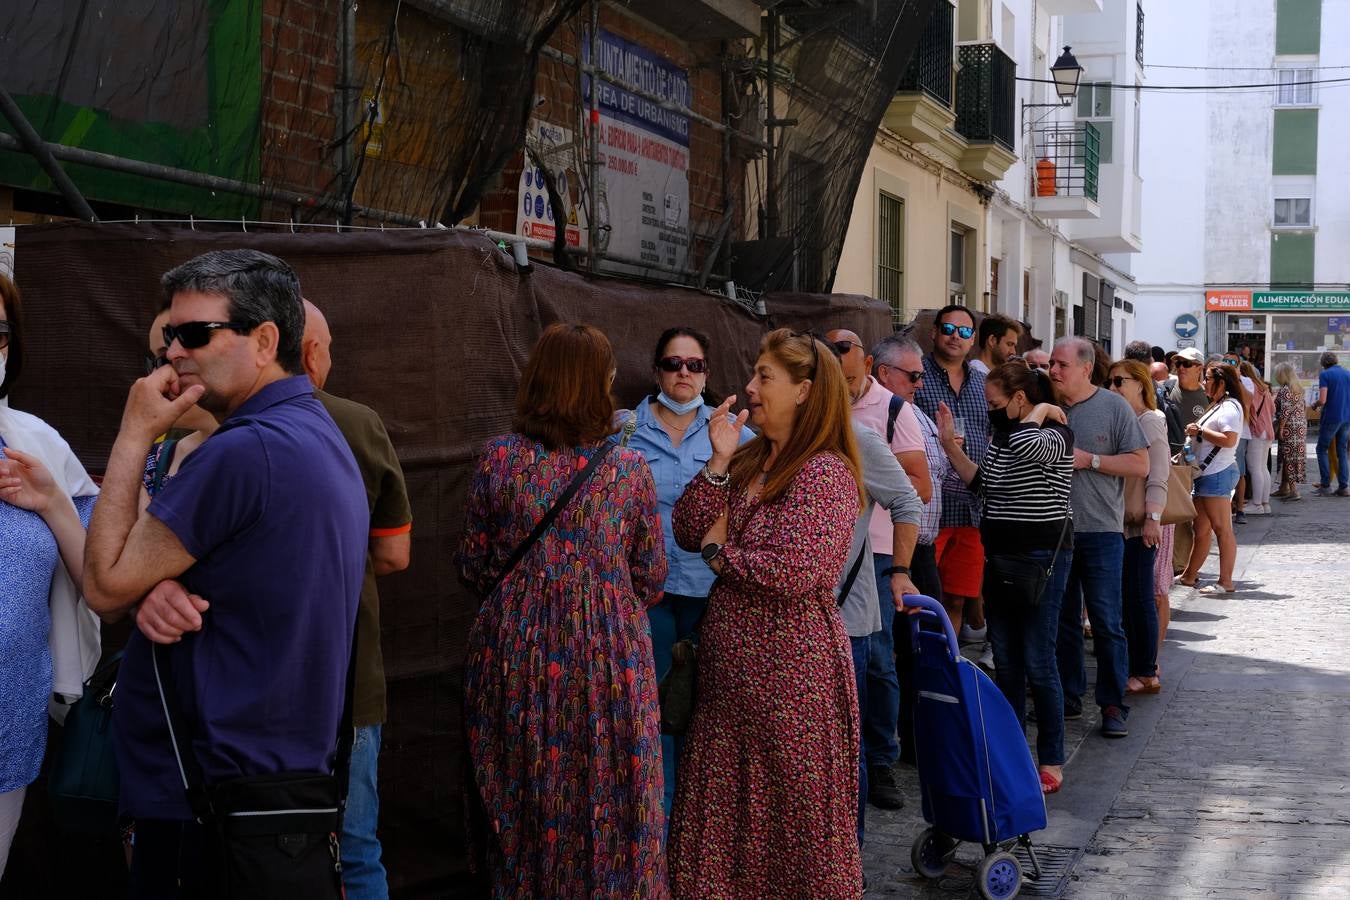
[971,421,1075,554]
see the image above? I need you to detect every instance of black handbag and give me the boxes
[983,517,1071,611]
[48,651,123,834]
[153,628,357,900]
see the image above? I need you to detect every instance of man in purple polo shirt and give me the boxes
[84,249,368,895]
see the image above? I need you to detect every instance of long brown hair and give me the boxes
[0,274,22,400]
[513,324,618,449]
[1205,363,1250,422]
[1109,358,1157,411]
[728,329,864,507]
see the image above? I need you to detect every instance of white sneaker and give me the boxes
[977,644,995,670]
[960,623,988,644]
[1247,505,1267,515]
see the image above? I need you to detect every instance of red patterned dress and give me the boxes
[668,453,862,899]
[457,435,669,898]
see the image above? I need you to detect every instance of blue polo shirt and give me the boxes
[1319,365,1350,426]
[114,375,368,820]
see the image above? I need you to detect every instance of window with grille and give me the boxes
[1276,68,1316,106]
[877,192,904,321]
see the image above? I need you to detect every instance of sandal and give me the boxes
[1198,584,1236,596]
[1039,769,1063,795]
[1126,676,1161,695]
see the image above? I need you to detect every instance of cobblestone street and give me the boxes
[863,454,1350,898]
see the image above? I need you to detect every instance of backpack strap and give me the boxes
[886,394,906,444]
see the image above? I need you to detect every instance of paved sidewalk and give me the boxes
[862,470,1350,898]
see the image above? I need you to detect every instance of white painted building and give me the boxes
[1134,0,1349,382]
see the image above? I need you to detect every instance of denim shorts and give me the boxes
[1194,463,1240,498]
[1235,438,1250,478]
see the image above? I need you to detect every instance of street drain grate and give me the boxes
[1011,844,1083,898]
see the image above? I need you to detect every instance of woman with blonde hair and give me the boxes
[1272,363,1307,501]
[1240,360,1276,513]
[668,328,865,898]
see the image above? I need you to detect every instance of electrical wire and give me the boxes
[1017,74,1350,92]
[1147,63,1350,71]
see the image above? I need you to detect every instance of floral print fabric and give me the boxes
[668,453,863,899]
[456,434,668,899]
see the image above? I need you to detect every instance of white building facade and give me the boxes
[1134,0,1347,383]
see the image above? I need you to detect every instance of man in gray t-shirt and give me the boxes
[1049,338,1148,739]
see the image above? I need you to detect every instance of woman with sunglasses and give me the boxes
[1272,363,1307,501]
[1107,360,1169,695]
[1179,365,1248,595]
[936,362,1074,795]
[612,326,750,826]
[0,275,100,878]
[668,329,864,897]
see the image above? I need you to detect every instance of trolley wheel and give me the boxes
[910,827,951,880]
[976,850,1022,900]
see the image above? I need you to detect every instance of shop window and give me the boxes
[877,192,904,323]
[1272,109,1318,175]
[1276,0,1321,56]
[1271,313,1348,395]
[1276,68,1316,106]
[1273,196,1313,228]
[1270,232,1315,286]
[1076,83,1113,164]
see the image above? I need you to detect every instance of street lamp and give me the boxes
[1049,46,1084,105]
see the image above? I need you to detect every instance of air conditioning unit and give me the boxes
[950,292,967,306]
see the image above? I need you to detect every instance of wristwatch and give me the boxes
[882,565,911,577]
[1146,512,1162,522]
[700,543,723,568]
[1090,453,1101,471]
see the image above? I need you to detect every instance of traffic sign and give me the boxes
[1173,314,1200,339]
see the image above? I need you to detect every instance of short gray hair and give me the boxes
[1053,336,1095,366]
[162,249,305,375]
[872,335,922,374]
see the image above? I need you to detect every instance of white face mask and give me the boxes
[0,347,7,388]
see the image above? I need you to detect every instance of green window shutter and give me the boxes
[1276,0,1321,55]
[1273,109,1318,175]
[1270,232,1315,287]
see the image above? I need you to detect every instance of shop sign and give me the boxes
[1238,317,1254,331]
[1205,290,1252,311]
[1252,292,1350,310]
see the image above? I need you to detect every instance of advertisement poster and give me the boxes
[0,227,13,279]
[583,28,691,274]
[516,119,584,248]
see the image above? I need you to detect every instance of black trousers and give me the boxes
[894,541,943,761]
[128,819,212,899]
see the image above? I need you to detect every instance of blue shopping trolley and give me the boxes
[901,594,1047,900]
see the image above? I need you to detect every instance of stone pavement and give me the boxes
[862,463,1350,898]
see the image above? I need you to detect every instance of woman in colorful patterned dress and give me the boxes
[668,329,865,898]
[457,324,668,898]
[1272,363,1307,501]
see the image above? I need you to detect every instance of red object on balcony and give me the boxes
[1036,158,1057,196]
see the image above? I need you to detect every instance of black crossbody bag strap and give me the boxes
[836,547,870,608]
[153,625,359,824]
[482,444,615,599]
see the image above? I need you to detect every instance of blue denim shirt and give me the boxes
[615,399,753,598]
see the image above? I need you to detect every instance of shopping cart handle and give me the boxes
[901,594,962,660]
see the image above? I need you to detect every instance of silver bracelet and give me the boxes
[701,464,730,487]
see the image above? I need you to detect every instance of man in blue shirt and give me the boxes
[84,250,369,894]
[1313,351,1350,496]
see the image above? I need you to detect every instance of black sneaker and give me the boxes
[1234,510,1247,524]
[1063,704,1083,721]
[1101,705,1128,738]
[868,764,905,810]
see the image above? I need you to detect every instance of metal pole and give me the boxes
[587,0,601,273]
[765,12,778,239]
[0,132,419,226]
[339,0,356,225]
[0,89,97,222]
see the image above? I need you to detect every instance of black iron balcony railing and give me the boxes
[955,42,1015,151]
[1031,122,1100,202]
[896,1,954,107]
[1136,4,1145,67]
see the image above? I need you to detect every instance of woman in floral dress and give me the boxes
[668,329,866,898]
[1272,362,1307,501]
[457,324,669,898]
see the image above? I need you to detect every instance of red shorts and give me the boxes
[935,526,985,598]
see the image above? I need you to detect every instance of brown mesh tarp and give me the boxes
[3,222,890,897]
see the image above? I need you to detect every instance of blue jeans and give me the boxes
[1122,537,1159,679]
[647,592,706,825]
[1056,532,1129,714]
[850,635,869,847]
[986,546,1071,766]
[342,724,388,900]
[866,553,901,768]
[1317,421,1350,489]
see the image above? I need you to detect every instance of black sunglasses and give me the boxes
[938,322,975,340]
[1176,360,1200,369]
[162,320,253,350]
[0,321,9,350]
[831,339,864,357]
[881,362,924,383]
[657,356,708,374]
[144,354,171,376]
[790,330,820,378]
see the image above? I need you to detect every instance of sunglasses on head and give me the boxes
[144,354,171,376]
[790,330,820,378]
[938,322,975,340]
[657,356,708,374]
[162,320,253,350]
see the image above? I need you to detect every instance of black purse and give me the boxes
[983,517,1071,611]
[48,651,123,834]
